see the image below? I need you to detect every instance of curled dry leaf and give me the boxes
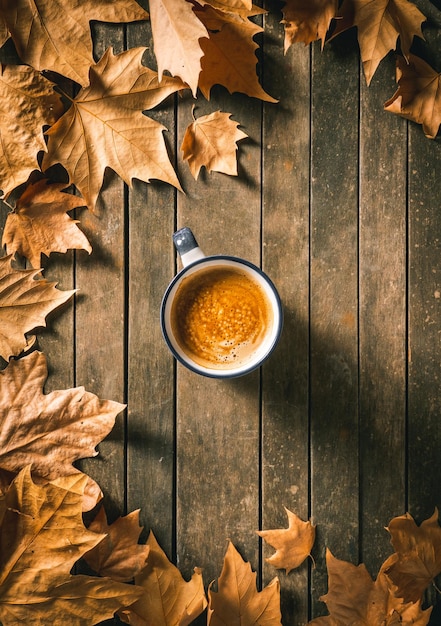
[0,65,63,198]
[257,507,316,573]
[84,506,150,583]
[316,549,432,626]
[195,4,277,102]
[208,541,282,626]
[0,351,124,511]
[0,467,143,626]
[384,509,441,603]
[0,0,149,86]
[334,0,426,85]
[384,54,441,139]
[43,47,186,211]
[181,110,248,179]
[2,179,91,269]
[281,0,338,52]
[0,256,74,361]
[120,531,207,626]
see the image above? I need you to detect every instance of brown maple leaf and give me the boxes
[120,531,207,626]
[281,0,338,52]
[149,0,208,96]
[83,506,150,583]
[0,0,149,86]
[384,509,441,603]
[0,467,143,625]
[181,110,247,179]
[43,47,185,210]
[384,54,441,139]
[0,351,124,510]
[196,4,277,102]
[2,180,91,269]
[0,65,63,198]
[208,541,282,626]
[201,0,254,11]
[0,256,74,360]
[316,549,432,626]
[334,0,426,85]
[257,508,316,573]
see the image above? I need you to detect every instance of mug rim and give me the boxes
[160,255,283,378]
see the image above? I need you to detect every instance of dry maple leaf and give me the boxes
[181,110,247,179]
[43,47,185,210]
[0,65,63,198]
[200,0,253,11]
[0,467,143,625]
[208,541,282,626]
[0,0,149,86]
[149,0,208,96]
[196,4,277,102]
[83,506,150,582]
[120,530,207,626]
[316,549,432,626]
[0,351,124,511]
[334,0,426,85]
[384,509,441,603]
[2,179,91,269]
[281,0,338,52]
[384,54,441,139]
[0,256,74,360]
[256,507,316,574]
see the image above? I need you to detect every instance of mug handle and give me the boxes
[173,227,205,267]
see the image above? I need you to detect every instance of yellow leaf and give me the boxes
[43,47,186,210]
[257,508,316,573]
[2,179,91,269]
[0,65,63,197]
[0,467,143,626]
[208,541,282,625]
[281,0,338,52]
[0,257,74,360]
[120,531,207,626]
[181,110,247,179]
[0,0,149,86]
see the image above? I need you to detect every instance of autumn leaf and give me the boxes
[196,4,277,102]
[281,0,338,52]
[201,0,253,12]
[0,350,124,510]
[0,256,74,360]
[83,506,150,582]
[43,47,185,210]
[334,0,426,85]
[0,65,63,198]
[257,508,316,574]
[2,180,91,269]
[0,467,143,626]
[384,54,441,139]
[120,531,207,626]
[208,541,282,626]
[384,509,441,603]
[149,0,208,96]
[317,549,432,626]
[181,110,247,179]
[0,0,149,86]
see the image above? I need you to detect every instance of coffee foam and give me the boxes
[171,266,273,369]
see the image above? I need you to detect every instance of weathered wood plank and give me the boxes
[261,11,311,625]
[359,57,407,575]
[309,33,360,616]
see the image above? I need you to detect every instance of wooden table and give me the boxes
[1,5,441,625]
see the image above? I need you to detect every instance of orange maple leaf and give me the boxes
[281,0,338,52]
[384,53,441,139]
[2,179,91,269]
[257,508,316,573]
[334,0,426,85]
[384,509,441,603]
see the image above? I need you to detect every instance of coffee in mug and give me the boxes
[161,228,283,378]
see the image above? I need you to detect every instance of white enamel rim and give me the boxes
[160,256,283,378]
